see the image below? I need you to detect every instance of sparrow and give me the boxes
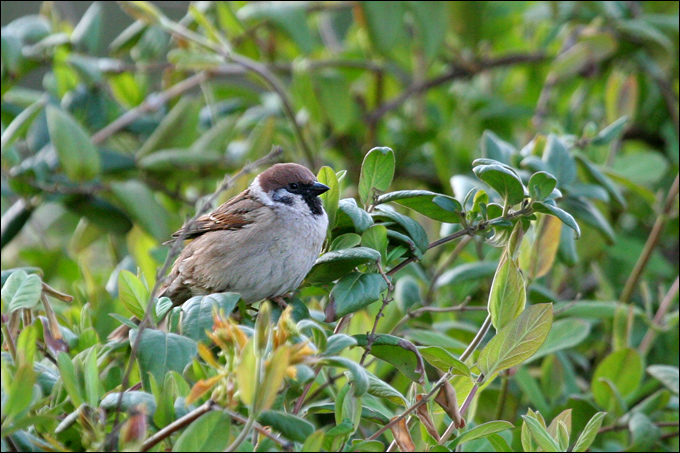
[158,162,330,307]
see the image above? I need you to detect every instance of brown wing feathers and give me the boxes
[168,190,263,241]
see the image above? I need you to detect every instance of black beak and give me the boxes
[308,182,330,196]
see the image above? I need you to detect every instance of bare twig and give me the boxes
[620,173,679,303]
[424,236,473,305]
[639,276,679,355]
[439,375,485,444]
[91,71,210,145]
[367,53,546,124]
[359,262,395,366]
[141,400,216,451]
[41,282,73,302]
[390,297,485,335]
[367,372,452,441]
[388,206,534,276]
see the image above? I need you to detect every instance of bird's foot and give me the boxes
[271,296,288,309]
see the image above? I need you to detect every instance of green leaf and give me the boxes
[137,97,201,158]
[322,356,370,396]
[318,166,340,229]
[542,135,577,187]
[1,97,45,150]
[110,180,173,241]
[306,403,390,426]
[487,433,514,452]
[330,233,362,251]
[527,318,591,363]
[167,49,224,70]
[481,130,515,165]
[302,430,325,452]
[514,366,550,415]
[324,334,358,356]
[100,391,156,414]
[450,421,515,449]
[173,411,232,452]
[592,348,643,410]
[326,272,387,320]
[57,352,85,408]
[522,416,560,452]
[376,190,462,223]
[591,116,628,146]
[418,346,472,377]
[361,1,406,54]
[238,2,315,53]
[46,105,101,181]
[135,329,197,390]
[528,172,557,201]
[572,412,606,452]
[309,247,381,283]
[3,364,35,422]
[532,202,581,239]
[435,261,499,289]
[627,412,660,452]
[473,164,526,205]
[353,334,425,384]
[477,304,553,378]
[2,269,42,312]
[372,208,429,255]
[317,71,357,133]
[362,225,388,263]
[488,255,526,332]
[137,148,223,171]
[574,155,625,208]
[394,275,420,312]
[550,32,617,80]
[258,410,315,443]
[365,371,407,406]
[359,147,395,205]
[336,199,374,233]
[117,270,148,320]
[180,293,240,342]
[647,365,679,395]
[64,196,133,235]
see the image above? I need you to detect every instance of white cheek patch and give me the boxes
[249,177,273,206]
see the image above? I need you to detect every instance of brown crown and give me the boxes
[257,163,317,192]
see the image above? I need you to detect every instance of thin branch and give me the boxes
[367,53,546,124]
[390,297,484,335]
[388,206,534,277]
[639,276,679,355]
[222,408,293,451]
[424,236,473,305]
[620,173,679,303]
[367,372,452,441]
[141,400,216,451]
[439,375,484,444]
[91,71,209,145]
[359,262,395,366]
[460,314,492,362]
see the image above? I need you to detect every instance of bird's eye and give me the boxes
[289,183,299,190]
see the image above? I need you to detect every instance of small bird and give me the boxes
[158,162,329,307]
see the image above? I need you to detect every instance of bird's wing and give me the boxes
[167,189,265,242]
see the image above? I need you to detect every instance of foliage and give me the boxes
[1,1,678,452]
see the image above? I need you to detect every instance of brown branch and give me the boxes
[367,53,547,124]
[141,400,216,451]
[620,173,679,303]
[359,263,395,366]
[639,276,679,355]
[367,372,452,441]
[91,71,210,145]
[388,206,534,276]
